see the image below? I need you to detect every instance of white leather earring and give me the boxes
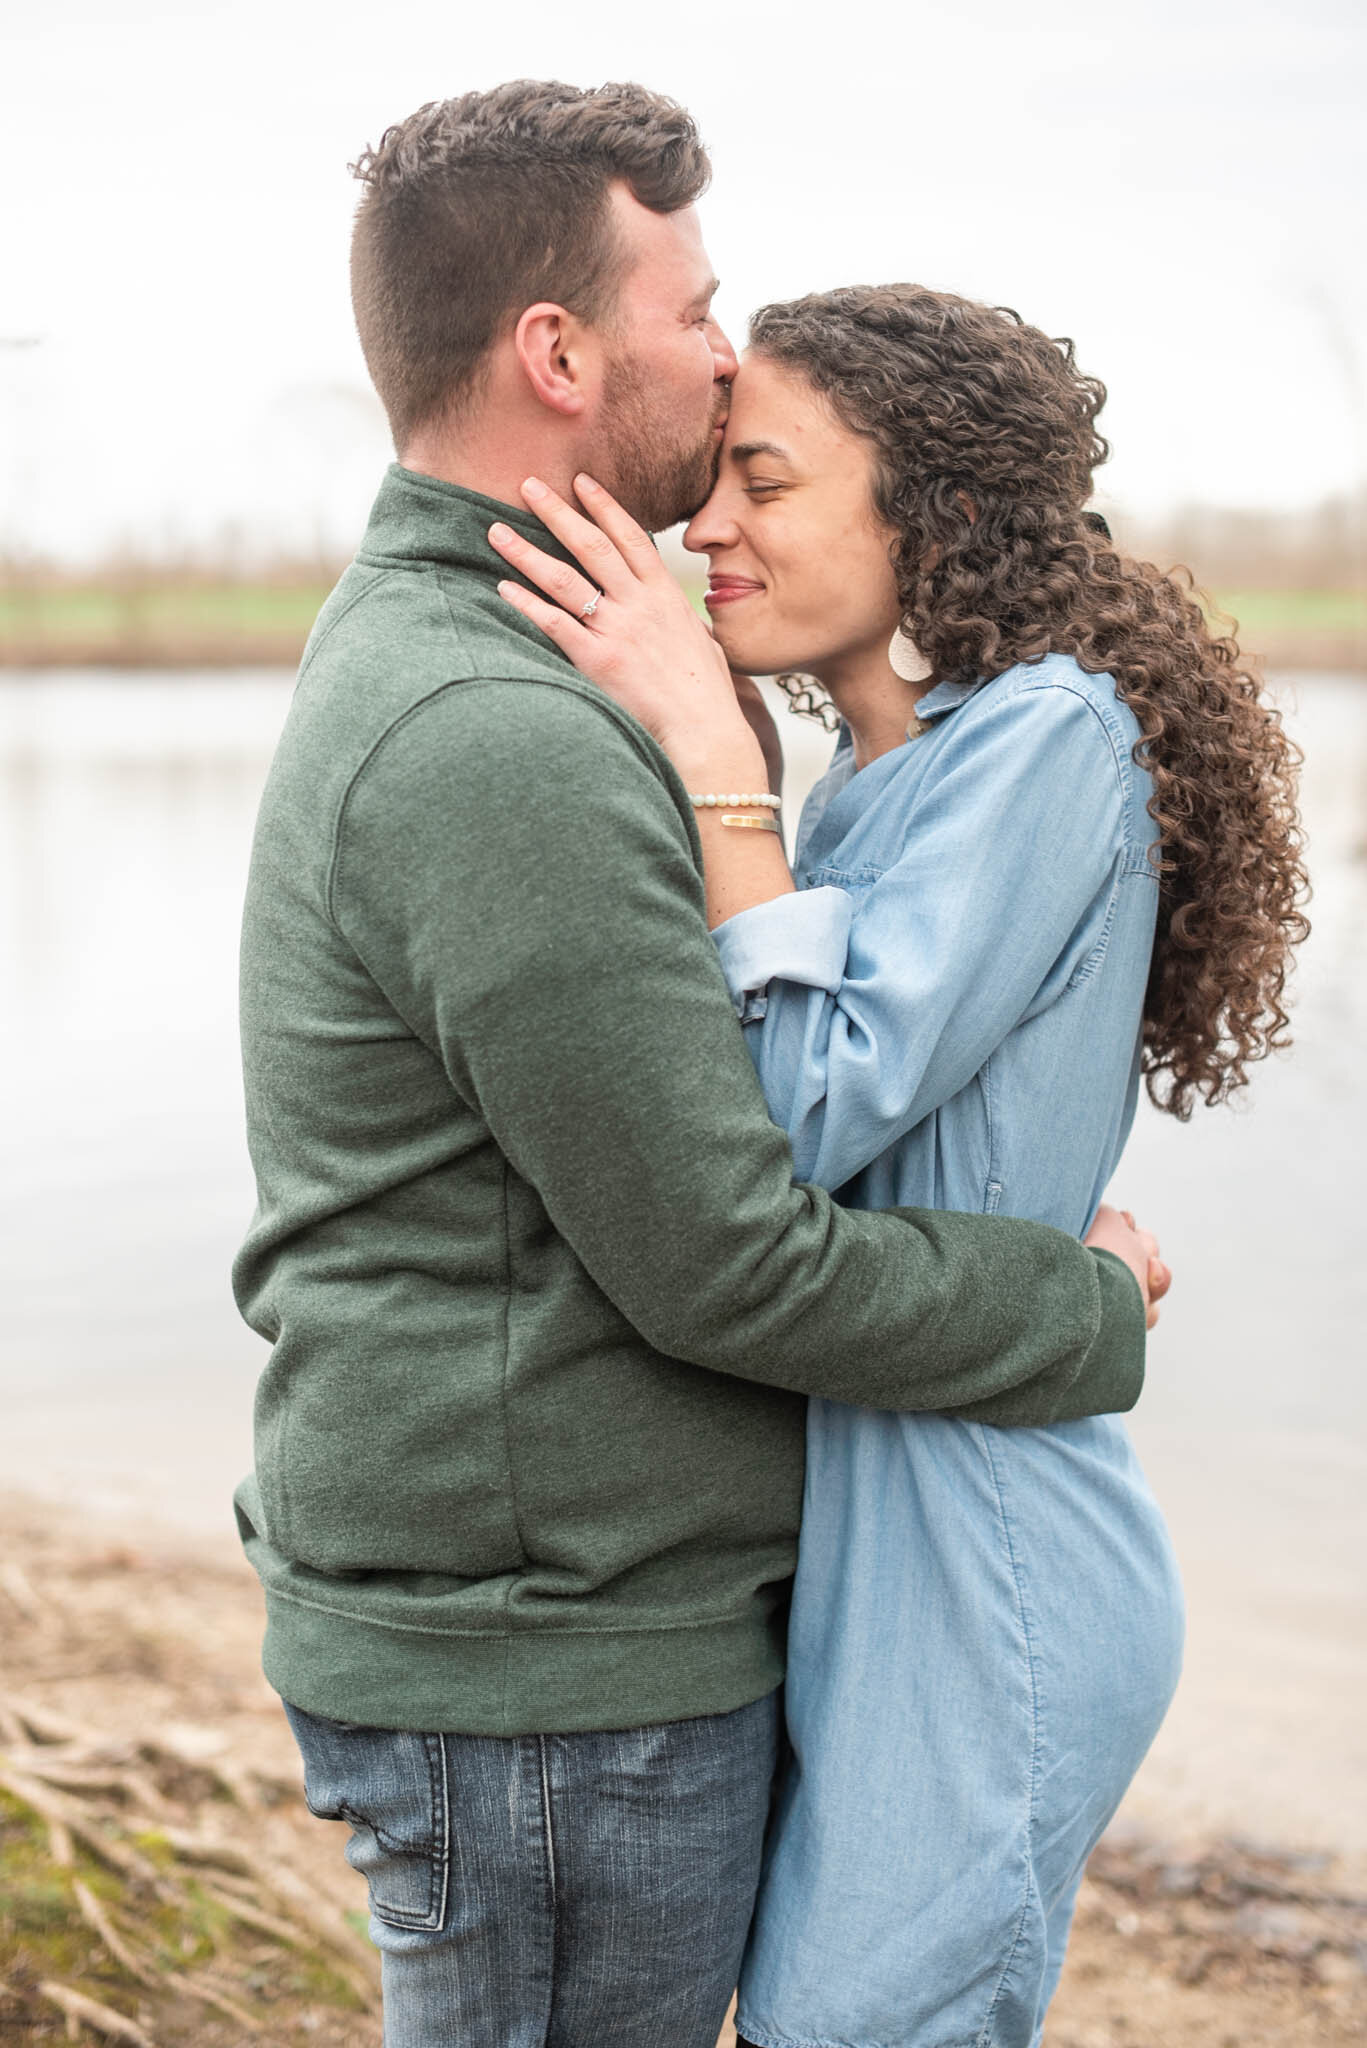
[888,625,933,684]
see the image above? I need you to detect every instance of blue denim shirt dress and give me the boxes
[713,654,1186,2048]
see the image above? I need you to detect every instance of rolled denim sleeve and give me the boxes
[713,886,854,1013]
[713,679,1140,1191]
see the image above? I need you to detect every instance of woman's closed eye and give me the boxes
[743,481,787,499]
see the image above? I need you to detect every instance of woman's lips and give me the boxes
[704,577,764,610]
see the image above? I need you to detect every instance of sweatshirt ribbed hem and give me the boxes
[260,1589,786,1736]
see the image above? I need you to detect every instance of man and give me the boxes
[234,80,1163,2048]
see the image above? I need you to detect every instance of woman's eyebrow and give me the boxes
[729,440,793,463]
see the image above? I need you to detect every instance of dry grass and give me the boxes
[0,578,330,670]
[0,570,1362,673]
[0,1505,380,2045]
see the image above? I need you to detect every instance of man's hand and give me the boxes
[1085,1204,1171,1330]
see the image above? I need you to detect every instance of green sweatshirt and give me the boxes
[233,464,1145,1736]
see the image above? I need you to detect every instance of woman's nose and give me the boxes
[683,488,740,554]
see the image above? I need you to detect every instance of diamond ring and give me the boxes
[578,591,602,620]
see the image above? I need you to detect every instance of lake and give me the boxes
[2,668,1364,1859]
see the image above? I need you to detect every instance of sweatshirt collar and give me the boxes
[356,463,581,579]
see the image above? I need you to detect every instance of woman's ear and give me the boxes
[955,490,977,524]
[513,303,589,417]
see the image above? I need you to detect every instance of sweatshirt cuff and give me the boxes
[1071,1249,1148,1417]
[711,886,854,1011]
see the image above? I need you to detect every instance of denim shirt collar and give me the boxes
[912,674,991,724]
[798,675,991,870]
[827,672,990,767]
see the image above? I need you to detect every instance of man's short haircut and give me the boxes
[350,80,712,450]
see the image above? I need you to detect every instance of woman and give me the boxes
[488,286,1308,2048]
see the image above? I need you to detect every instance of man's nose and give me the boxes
[709,319,740,385]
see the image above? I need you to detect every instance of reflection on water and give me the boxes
[2,666,1366,1846]
[1,675,295,1404]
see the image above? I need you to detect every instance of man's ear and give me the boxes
[513,302,590,417]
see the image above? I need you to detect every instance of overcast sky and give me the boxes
[2,0,1364,562]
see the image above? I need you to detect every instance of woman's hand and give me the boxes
[491,475,793,930]
[489,475,768,790]
[1085,1204,1171,1331]
[732,670,784,801]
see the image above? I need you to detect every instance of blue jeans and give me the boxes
[285,1691,781,2047]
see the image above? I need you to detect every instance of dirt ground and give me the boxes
[1,1497,1362,2046]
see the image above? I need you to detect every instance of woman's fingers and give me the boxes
[572,474,666,576]
[489,522,603,620]
[489,474,672,638]
[496,577,600,661]
[519,476,639,597]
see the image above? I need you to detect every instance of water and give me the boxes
[2,668,1365,1853]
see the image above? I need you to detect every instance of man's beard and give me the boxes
[595,348,725,533]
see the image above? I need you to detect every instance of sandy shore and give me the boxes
[1,1494,1363,2047]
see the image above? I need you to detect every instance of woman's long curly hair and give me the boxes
[751,286,1310,1119]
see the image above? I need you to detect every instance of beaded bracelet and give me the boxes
[687,791,781,810]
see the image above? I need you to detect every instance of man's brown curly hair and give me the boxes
[750,286,1310,1120]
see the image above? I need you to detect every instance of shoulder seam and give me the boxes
[1015,671,1150,846]
[298,565,398,683]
